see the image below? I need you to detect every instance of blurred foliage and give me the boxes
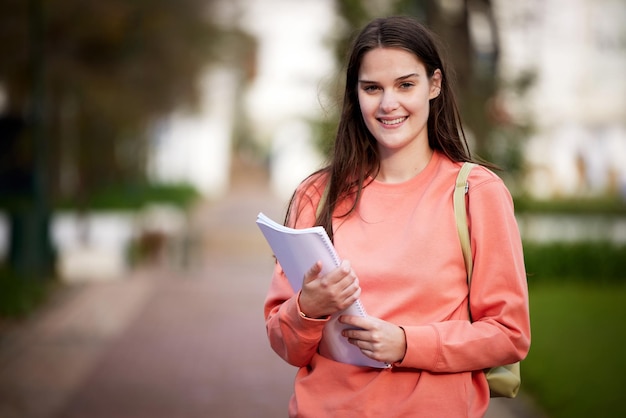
[55,182,200,211]
[0,0,255,278]
[0,0,252,209]
[0,265,55,318]
[514,195,626,215]
[525,282,626,418]
[524,241,626,284]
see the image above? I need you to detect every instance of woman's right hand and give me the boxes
[298,260,361,319]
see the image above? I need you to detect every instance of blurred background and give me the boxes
[0,1,625,418]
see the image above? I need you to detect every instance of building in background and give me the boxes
[493,0,626,198]
[148,68,239,199]
[241,0,337,199]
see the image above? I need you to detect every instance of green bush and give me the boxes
[514,195,626,215]
[0,267,54,318]
[524,242,626,283]
[56,182,200,211]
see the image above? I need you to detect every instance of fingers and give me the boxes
[304,260,356,287]
[303,260,323,284]
[336,276,360,303]
[340,317,407,363]
[314,260,360,296]
[343,328,379,358]
[336,260,359,292]
[299,260,360,318]
[339,314,369,330]
[334,262,361,307]
[328,260,354,286]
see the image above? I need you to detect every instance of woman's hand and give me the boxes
[298,260,361,319]
[340,315,407,364]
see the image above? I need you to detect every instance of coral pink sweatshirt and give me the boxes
[264,151,530,418]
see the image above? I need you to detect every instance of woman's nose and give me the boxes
[380,91,399,113]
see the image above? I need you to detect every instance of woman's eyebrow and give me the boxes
[358,73,420,84]
[396,73,420,81]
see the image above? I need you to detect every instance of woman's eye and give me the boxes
[362,85,379,93]
[399,82,414,89]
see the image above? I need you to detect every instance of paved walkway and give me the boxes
[0,166,546,418]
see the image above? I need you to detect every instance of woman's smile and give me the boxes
[379,116,408,126]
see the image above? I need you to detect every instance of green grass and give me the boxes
[524,281,626,417]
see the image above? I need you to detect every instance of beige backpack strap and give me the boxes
[454,162,477,283]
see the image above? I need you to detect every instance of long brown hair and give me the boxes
[286,16,475,240]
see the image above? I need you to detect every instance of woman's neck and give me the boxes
[376,146,434,184]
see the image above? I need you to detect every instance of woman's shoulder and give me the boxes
[465,163,514,203]
[468,163,503,186]
[286,169,330,228]
[438,154,500,181]
[289,169,330,217]
[439,155,508,194]
[295,169,330,199]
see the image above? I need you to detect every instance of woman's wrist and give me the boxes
[297,293,329,320]
[299,309,329,320]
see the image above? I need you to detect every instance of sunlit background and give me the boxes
[1,1,625,417]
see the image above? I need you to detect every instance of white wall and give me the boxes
[493,0,626,198]
[240,0,337,199]
[148,68,239,199]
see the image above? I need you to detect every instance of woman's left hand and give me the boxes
[340,315,407,364]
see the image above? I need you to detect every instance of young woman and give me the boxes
[264,16,530,417]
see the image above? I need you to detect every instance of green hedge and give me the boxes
[57,183,200,211]
[523,241,626,283]
[514,195,626,215]
[1,183,201,213]
[0,268,54,318]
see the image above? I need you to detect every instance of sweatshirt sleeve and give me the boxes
[263,174,329,367]
[397,169,531,372]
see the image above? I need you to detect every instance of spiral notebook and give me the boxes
[256,212,389,368]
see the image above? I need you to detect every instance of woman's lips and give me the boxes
[378,116,408,126]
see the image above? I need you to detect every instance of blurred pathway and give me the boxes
[0,163,545,418]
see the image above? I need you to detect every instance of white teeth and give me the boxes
[380,117,406,125]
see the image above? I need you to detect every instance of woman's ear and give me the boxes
[429,69,442,99]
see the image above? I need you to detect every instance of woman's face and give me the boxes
[357,47,441,158]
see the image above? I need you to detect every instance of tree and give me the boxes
[0,0,245,279]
